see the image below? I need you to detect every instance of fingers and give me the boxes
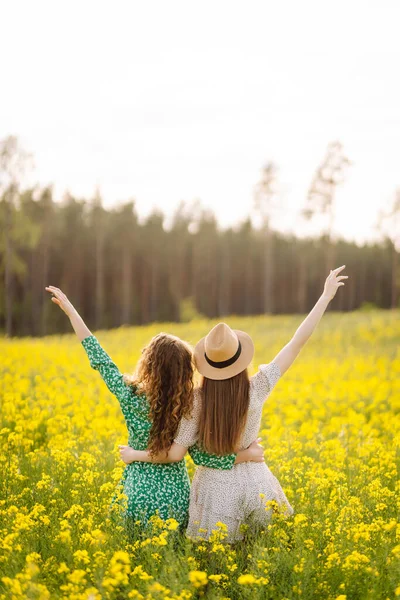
[45,287,61,299]
[336,276,348,280]
[332,265,346,274]
[46,285,62,291]
[45,286,67,299]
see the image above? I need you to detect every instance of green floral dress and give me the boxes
[81,335,236,528]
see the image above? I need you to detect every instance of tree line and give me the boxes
[1,136,399,337]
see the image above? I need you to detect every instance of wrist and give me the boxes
[320,293,331,304]
[237,449,249,463]
[126,450,137,464]
[67,309,77,321]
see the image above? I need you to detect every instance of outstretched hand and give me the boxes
[322,265,348,301]
[45,286,76,318]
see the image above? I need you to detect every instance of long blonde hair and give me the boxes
[125,333,194,456]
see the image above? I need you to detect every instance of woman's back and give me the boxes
[175,361,294,542]
[175,361,281,450]
[81,334,191,525]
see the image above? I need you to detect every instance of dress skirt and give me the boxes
[187,462,294,543]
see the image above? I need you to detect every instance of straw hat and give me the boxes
[194,322,254,380]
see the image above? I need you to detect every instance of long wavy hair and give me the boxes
[198,369,250,455]
[124,333,194,457]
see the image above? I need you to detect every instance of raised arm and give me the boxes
[271,265,348,377]
[45,286,131,407]
[46,286,92,341]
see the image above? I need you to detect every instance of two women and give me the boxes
[46,264,347,540]
[117,265,348,541]
[45,286,264,530]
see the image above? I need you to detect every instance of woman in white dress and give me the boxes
[121,265,347,542]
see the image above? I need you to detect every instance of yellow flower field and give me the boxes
[1,309,399,599]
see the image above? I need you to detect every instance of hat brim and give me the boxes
[194,329,254,380]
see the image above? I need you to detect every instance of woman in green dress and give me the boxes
[45,285,263,530]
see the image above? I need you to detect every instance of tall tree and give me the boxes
[38,188,55,335]
[55,194,87,331]
[293,208,316,314]
[377,189,400,309]
[217,228,232,317]
[168,201,201,321]
[390,192,400,309]
[192,211,219,318]
[0,136,36,336]
[303,141,351,275]
[254,162,279,314]
[18,187,55,335]
[236,219,255,315]
[110,201,138,325]
[140,211,166,323]
[89,190,107,330]
[296,238,309,313]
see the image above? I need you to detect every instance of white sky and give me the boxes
[1,0,400,244]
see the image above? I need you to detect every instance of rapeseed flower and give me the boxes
[188,570,208,587]
[0,312,398,599]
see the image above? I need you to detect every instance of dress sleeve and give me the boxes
[250,361,281,406]
[188,444,236,470]
[173,388,202,448]
[81,335,131,412]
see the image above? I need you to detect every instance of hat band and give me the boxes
[204,340,242,369]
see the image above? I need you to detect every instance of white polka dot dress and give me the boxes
[174,362,294,542]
